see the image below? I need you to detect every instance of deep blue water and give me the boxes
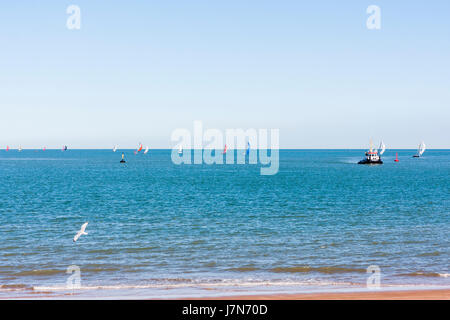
[0,149,448,298]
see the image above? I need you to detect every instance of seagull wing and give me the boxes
[80,222,88,233]
[73,232,81,242]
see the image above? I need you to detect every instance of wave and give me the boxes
[14,267,122,276]
[32,279,358,292]
[0,284,33,291]
[416,251,441,257]
[399,272,450,278]
[15,269,63,276]
[270,266,366,274]
[228,267,260,272]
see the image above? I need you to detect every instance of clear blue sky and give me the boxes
[0,1,449,148]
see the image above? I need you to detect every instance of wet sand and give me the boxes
[194,289,450,300]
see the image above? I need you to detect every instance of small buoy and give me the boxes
[394,152,399,162]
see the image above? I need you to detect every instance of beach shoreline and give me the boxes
[1,287,449,300]
[188,289,450,300]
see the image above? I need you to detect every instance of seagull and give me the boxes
[73,222,88,242]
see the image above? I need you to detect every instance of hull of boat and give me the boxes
[358,159,383,164]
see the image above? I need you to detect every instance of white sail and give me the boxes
[419,142,426,156]
[144,146,149,154]
[379,141,386,155]
[178,145,183,154]
[113,145,117,152]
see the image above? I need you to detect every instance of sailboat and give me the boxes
[137,143,143,153]
[113,145,118,152]
[120,152,126,163]
[6,146,9,151]
[378,141,386,155]
[144,146,149,154]
[413,142,426,158]
[222,144,227,154]
[245,142,250,156]
[18,146,22,152]
[62,145,68,151]
[178,145,183,155]
[394,152,399,162]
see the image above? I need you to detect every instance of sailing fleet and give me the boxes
[1,141,429,165]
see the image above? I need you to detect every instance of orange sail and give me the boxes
[222,144,227,154]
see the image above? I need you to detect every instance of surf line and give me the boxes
[171,121,279,175]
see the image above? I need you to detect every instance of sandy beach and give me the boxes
[194,289,450,300]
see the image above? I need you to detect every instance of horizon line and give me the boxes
[2,148,449,151]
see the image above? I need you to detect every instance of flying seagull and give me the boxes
[73,222,88,242]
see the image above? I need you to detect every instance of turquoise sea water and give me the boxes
[0,149,448,298]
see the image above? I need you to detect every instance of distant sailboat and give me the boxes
[144,146,149,154]
[18,146,22,152]
[178,145,183,155]
[62,145,68,151]
[378,141,386,155]
[222,144,227,154]
[43,147,46,151]
[413,142,426,158]
[394,152,399,162]
[113,145,118,152]
[245,142,250,156]
[6,146,9,151]
[120,152,126,163]
[137,143,143,153]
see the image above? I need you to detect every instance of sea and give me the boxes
[0,149,448,299]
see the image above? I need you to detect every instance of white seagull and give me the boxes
[73,222,88,242]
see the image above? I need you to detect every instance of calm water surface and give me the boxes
[0,149,448,298]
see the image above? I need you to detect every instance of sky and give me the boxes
[0,1,449,149]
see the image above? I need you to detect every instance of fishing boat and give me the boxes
[413,142,426,158]
[358,140,383,164]
[222,144,227,154]
[120,152,126,163]
[144,146,149,154]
